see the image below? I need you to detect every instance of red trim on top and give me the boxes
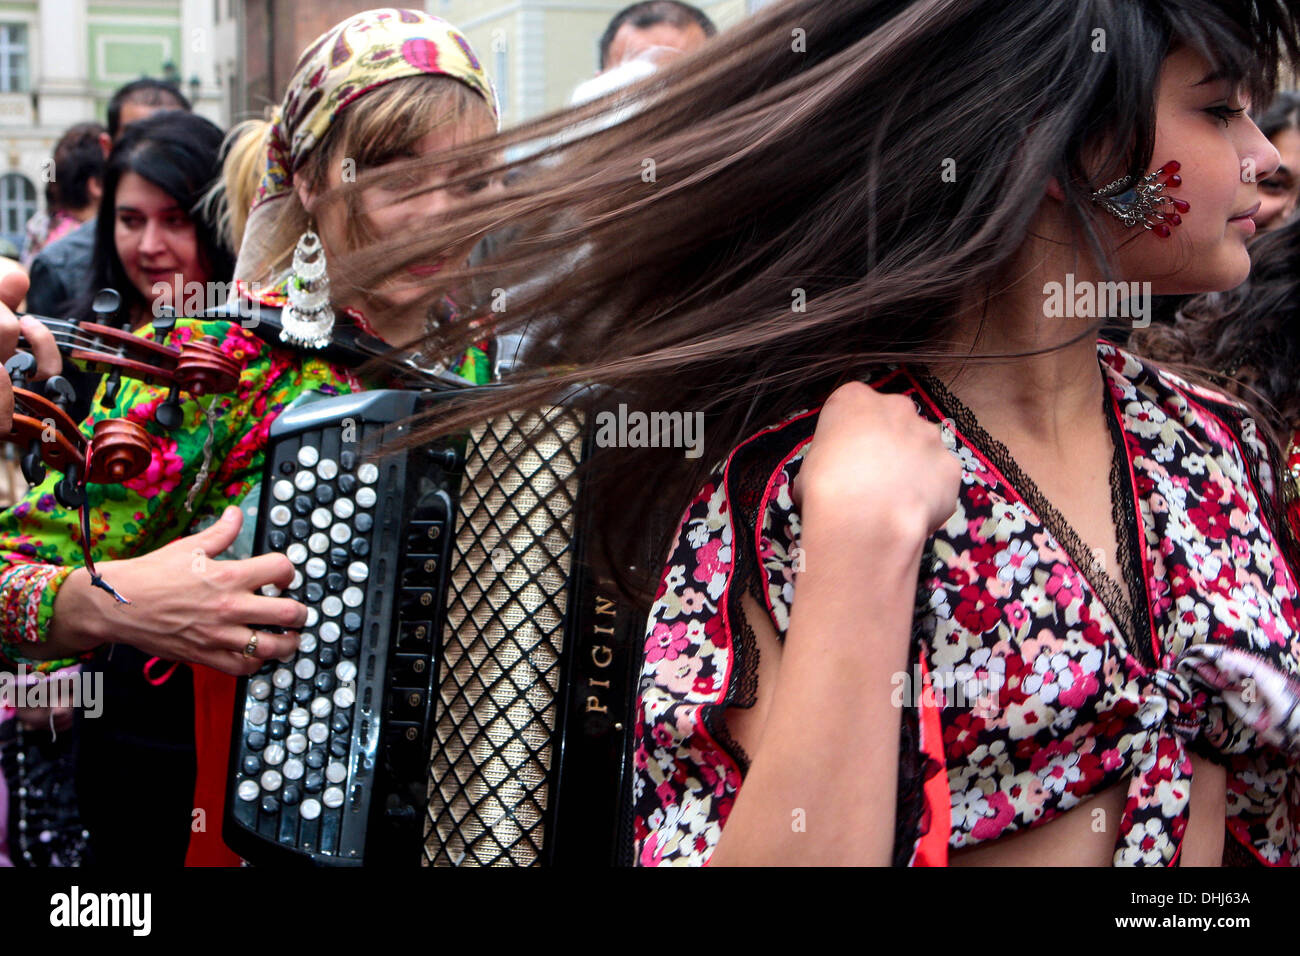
[914,655,951,867]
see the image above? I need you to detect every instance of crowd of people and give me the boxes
[1,0,1300,869]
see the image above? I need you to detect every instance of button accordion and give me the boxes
[223,389,642,866]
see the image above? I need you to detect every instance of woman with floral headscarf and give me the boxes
[0,8,499,864]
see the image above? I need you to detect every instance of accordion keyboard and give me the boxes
[225,390,456,865]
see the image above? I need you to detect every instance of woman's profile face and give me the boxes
[1106,47,1280,295]
[1253,125,1300,233]
[114,171,208,308]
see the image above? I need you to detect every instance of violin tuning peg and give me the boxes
[54,463,85,509]
[100,370,122,409]
[91,289,122,326]
[153,306,177,346]
[43,375,76,409]
[155,395,183,430]
[4,351,35,389]
[20,442,45,485]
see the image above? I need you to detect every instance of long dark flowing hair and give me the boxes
[78,111,233,324]
[1133,215,1300,449]
[330,0,1300,600]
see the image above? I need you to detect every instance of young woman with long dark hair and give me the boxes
[344,0,1300,866]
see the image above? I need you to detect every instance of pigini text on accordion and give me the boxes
[223,388,643,866]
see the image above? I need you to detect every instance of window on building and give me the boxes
[0,24,28,93]
[0,173,36,256]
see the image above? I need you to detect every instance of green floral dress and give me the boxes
[0,316,368,671]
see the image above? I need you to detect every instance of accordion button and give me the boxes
[325,572,345,593]
[268,530,287,551]
[242,755,260,775]
[269,721,288,739]
[315,672,335,693]
[304,607,319,628]
[332,498,355,520]
[305,557,327,579]
[292,494,313,516]
[357,463,378,484]
[326,761,347,784]
[342,587,363,608]
[354,513,373,533]
[237,780,259,802]
[308,722,329,744]
[260,770,282,792]
[271,695,290,715]
[260,795,279,815]
[249,678,271,700]
[330,737,349,758]
[305,749,325,769]
[337,473,357,495]
[283,759,304,781]
[314,484,334,505]
[286,733,307,754]
[356,487,377,509]
[272,667,293,689]
[289,707,310,728]
[329,545,349,567]
[282,785,301,806]
[347,561,369,583]
[294,659,316,681]
[323,787,345,809]
[333,686,355,709]
[329,523,351,544]
[305,582,324,604]
[340,450,356,471]
[322,596,343,618]
[336,660,357,684]
[269,505,291,527]
[279,460,296,476]
[246,731,266,750]
[320,622,341,643]
[310,696,331,718]
[308,532,329,553]
[311,508,332,530]
[294,470,316,492]
[272,480,294,502]
[300,798,321,820]
[247,712,268,735]
[317,458,339,481]
[318,647,337,667]
[294,683,312,704]
[290,571,304,592]
[331,712,350,733]
[298,634,317,655]
[297,446,320,468]
[342,616,362,636]
[260,584,281,597]
[263,743,285,765]
[290,518,310,539]
[350,538,369,557]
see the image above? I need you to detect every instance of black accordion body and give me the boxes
[224,389,642,866]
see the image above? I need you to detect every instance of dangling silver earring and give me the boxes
[281,225,335,349]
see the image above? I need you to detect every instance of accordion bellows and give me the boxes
[425,406,585,866]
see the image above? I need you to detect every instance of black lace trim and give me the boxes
[917,372,1151,659]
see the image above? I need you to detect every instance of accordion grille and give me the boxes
[423,406,584,866]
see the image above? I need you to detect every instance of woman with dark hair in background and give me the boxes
[1251,91,1300,232]
[21,123,106,268]
[353,0,1300,865]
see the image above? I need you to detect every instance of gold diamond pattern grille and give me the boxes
[423,406,584,866]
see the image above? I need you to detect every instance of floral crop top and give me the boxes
[634,343,1300,867]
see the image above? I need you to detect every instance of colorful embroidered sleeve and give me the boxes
[0,317,362,672]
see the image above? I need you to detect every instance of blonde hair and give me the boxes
[222,74,496,287]
[202,115,272,253]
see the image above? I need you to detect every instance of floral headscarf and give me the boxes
[248,8,498,214]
